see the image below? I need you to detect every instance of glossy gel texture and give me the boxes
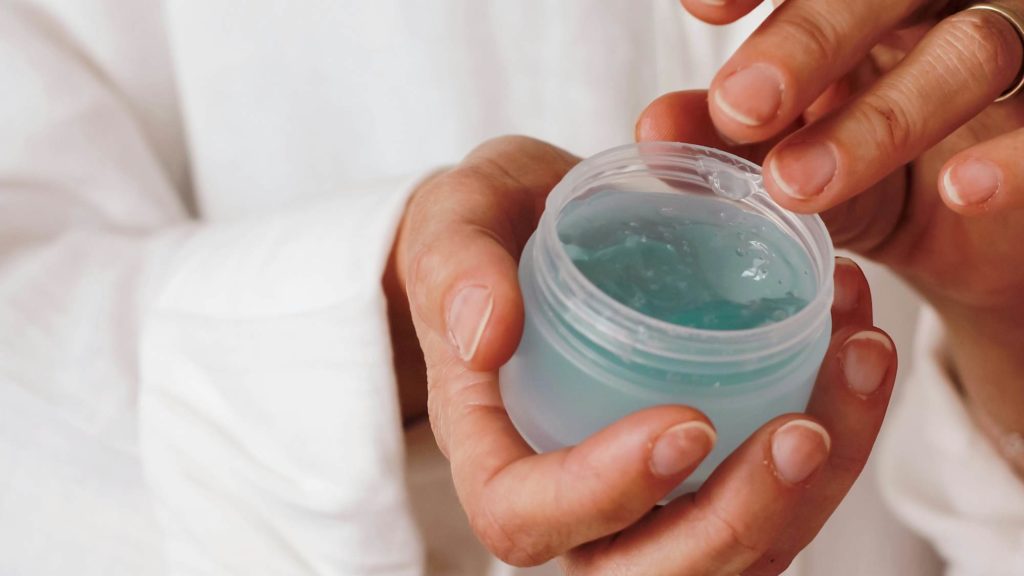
[500,189,831,498]
[558,190,814,330]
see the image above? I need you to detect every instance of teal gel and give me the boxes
[499,142,834,498]
[559,190,814,330]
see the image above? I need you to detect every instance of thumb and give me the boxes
[397,136,579,371]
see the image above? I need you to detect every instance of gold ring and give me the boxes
[963,1,1024,101]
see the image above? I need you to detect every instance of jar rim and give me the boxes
[532,141,835,367]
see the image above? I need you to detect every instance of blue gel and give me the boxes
[499,143,834,498]
[558,190,814,331]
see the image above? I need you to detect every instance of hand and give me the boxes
[387,135,897,574]
[642,0,1024,470]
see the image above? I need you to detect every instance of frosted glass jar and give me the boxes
[499,142,835,498]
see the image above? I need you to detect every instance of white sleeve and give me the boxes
[878,308,1024,576]
[0,9,425,576]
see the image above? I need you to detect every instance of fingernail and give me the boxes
[943,159,1001,206]
[650,421,717,478]
[447,285,493,361]
[769,141,838,199]
[832,257,860,313]
[840,331,893,397]
[771,420,830,484]
[714,64,784,127]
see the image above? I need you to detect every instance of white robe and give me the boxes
[0,1,1017,574]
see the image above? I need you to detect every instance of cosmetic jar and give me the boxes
[499,142,835,497]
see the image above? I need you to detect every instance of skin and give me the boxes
[643,0,1024,479]
[384,136,898,575]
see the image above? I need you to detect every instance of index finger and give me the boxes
[399,136,578,371]
[762,8,1024,212]
[707,0,926,144]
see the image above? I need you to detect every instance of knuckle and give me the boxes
[435,165,502,205]
[466,135,579,189]
[772,10,841,68]
[469,500,548,567]
[469,134,545,158]
[406,240,445,302]
[468,134,568,166]
[939,11,1022,86]
[450,382,504,422]
[407,169,455,218]
[404,174,473,247]
[450,159,504,188]
[854,90,917,153]
[442,164,532,238]
[698,498,764,560]
[560,456,638,529]
[406,232,490,323]
[467,155,531,196]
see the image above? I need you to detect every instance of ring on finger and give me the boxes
[962,0,1024,101]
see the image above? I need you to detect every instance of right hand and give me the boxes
[389,135,897,574]
[637,0,1024,467]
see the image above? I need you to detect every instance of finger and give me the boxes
[801,52,914,255]
[763,9,1024,212]
[399,136,578,371]
[636,94,892,302]
[635,89,792,164]
[708,0,925,144]
[637,90,735,148]
[831,256,873,332]
[445,367,716,567]
[567,415,831,575]
[940,126,1024,214]
[636,91,908,255]
[677,0,766,26]
[746,326,896,573]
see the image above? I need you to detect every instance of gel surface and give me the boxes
[557,190,815,330]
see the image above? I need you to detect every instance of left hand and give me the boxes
[639,0,1024,476]
[388,136,898,575]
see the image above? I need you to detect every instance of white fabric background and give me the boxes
[3,1,1017,574]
